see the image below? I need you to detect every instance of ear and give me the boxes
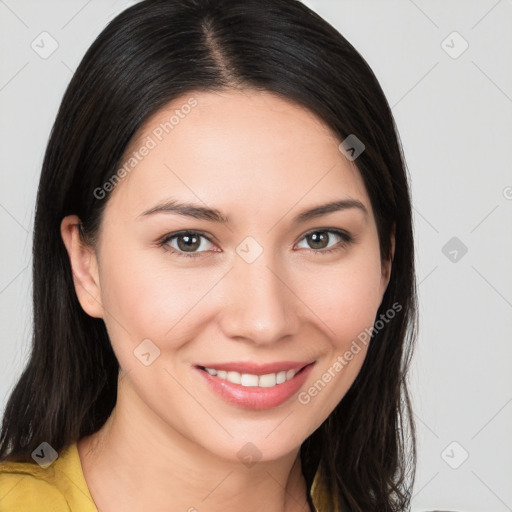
[60,215,103,318]
[379,223,395,298]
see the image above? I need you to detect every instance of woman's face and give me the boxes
[67,89,392,463]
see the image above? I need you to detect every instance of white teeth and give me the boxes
[227,371,241,384]
[258,373,276,387]
[241,374,259,387]
[286,369,296,380]
[203,367,298,387]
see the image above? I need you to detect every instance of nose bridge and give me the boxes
[219,241,299,344]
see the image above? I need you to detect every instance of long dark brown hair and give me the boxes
[0,1,417,510]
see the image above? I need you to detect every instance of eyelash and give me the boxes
[157,229,354,259]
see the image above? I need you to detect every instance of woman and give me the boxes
[0,0,417,510]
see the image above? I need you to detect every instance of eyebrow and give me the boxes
[138,198,368,224]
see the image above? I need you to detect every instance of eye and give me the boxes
[295,229,353,254]
[159,231,217,258]
[158,228,354,259]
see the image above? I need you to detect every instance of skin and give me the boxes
[61,88,394,512]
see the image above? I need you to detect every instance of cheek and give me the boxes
[98,231,384,362]
[97,244,223,348]
[293,250,384,415]
[297,251,384,343]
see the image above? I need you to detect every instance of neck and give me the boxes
[77,373,312,512]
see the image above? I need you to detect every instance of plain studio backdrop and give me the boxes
[0,1,511,511]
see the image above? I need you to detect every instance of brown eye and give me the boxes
[160,231,216,258]
[306,231,330,249]
[296,229,353,253]
[176,233,201,252]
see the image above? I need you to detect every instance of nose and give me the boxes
[217,249,300,346]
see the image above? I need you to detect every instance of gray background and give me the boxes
[1,1,511,510]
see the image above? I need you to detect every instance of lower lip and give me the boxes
[195,363,315,410]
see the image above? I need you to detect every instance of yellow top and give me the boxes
[0,443,332,511]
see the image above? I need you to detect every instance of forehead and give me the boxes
[105,88,370,221]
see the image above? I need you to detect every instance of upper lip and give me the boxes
[195,360,314,375]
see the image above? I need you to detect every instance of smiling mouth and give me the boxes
[196,362,313,388]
